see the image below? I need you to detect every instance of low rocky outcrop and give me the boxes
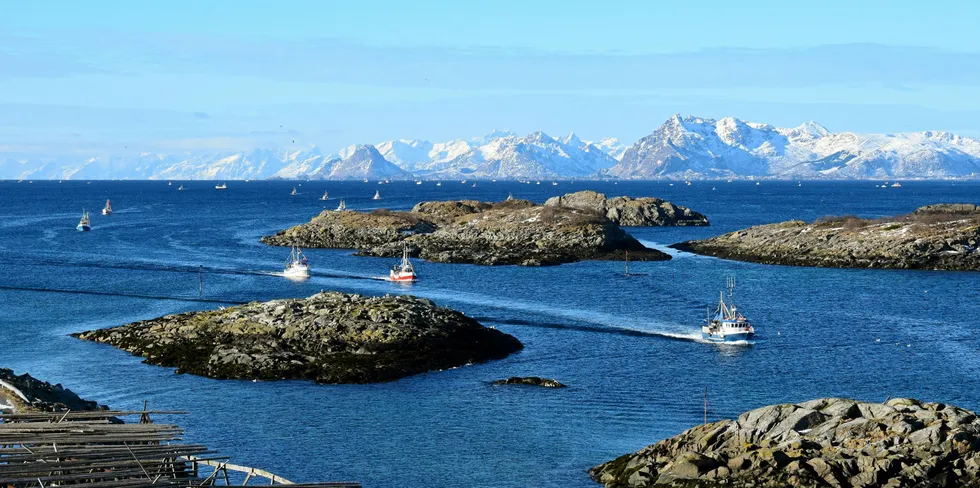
[590,397,980,488]
[73,292,523,384]
[673,204,980,270]
[0,368,103,412]
[544,191,709,226]
[491,376,566,388]
[262,195,674,266]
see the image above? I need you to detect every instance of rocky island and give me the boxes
[673,204,980,270]
[262,191,707,266]
[590,397,980,488]
[73,292,523,384]
[491,376,567,388]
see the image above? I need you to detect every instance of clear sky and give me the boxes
[3,0,979,154]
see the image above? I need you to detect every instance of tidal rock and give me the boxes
[262,195,672,266]
[672,204,980,271]
[544,190,709,226]
[0,368,103,413]
[73,292,523,384]
[589,397,980,487]
[491,376,567,388]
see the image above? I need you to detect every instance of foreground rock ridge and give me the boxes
[73,292,523,384]
[261,191,705,265]
[674,204,980,271]
[590,397,980,488]
[0,368,103,412]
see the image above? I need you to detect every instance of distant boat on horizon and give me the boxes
[320,191,329,201]
[335,199,347,211]
[291,187,298,196]
[101,199,112,215]
[178,184,185,191]
[373,190,381,200]
[215,183,227,190]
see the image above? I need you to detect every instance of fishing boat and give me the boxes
[320,191,329,200]
[552,182,558,186]
[373,190,381,200]
[702,277,755,342]
[389,247,417,282]
[891,182,902,188]
[290,187,298,196]
[416,180,422,185]
[76,210,91,232]
[436,182,442,186]
[283,246,310,278]
[168,181,172,186]
[101,199,112,215]
[215,183,227,190]
[178,184,185,191]
[335,199,347,211]
[506,193,514,201]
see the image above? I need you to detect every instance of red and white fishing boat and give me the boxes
[389,248,417,282]
[101,199,113,215]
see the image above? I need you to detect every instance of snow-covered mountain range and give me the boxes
[609,115,980,179]
[4,116,980,180]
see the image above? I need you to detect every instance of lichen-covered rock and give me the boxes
[73,292,523,384]
[672,204,980,271]
[262,196,671,266]
[491,376,566,388]
[0,368,103,413]
[544,191,709,226]
[589,397,980,488]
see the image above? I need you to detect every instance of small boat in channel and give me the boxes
[76,210,91,232]
[291,187,298,196]
[335,199,347,211]
[215,183,227,190]
[701,277,755,342]
[101,199,112,215]
[283,246,310,279]
[373,190,381,200]
[320,191,329,201]
[389,247,417,282]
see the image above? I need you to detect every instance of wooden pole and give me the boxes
[703,386,708,425]
[199,266,203,297]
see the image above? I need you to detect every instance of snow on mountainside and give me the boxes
[609,115,980,179]
[4,119,980,180]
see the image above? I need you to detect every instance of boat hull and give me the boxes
[283,265,310,278]
[389,273,416,282]
[76,225,91,232]
[701,330,753,342]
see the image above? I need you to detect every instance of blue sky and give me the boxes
[3,0,980,154]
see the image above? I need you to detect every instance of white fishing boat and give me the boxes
[552,182,558,186]
[320,191,329,201]
[373,190,381,200]
[436,182,442,186]
[506,193,515,201]
[168,181,172,186]
[76,210,91,232]
[335,199,347,211]
[178,184,185,191]
[283,246,310,278]
[702,277,755,342]
[101,199,112,215]
[389,247,417,282]
[215,183,227,190]
[891,182,902,188]
[290,187,298,195]
[416,180,422,185]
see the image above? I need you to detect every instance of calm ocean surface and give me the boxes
[1,180,978,487]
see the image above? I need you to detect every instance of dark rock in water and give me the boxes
[72,292,523,384]
[492,376,566,388]
[672,204,980,271]
[0,368,103,412]
[589,397,980,488]
[262,195,673,266]
[544,190,709,226]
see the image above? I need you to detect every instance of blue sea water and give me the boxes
[0,179,978,487]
